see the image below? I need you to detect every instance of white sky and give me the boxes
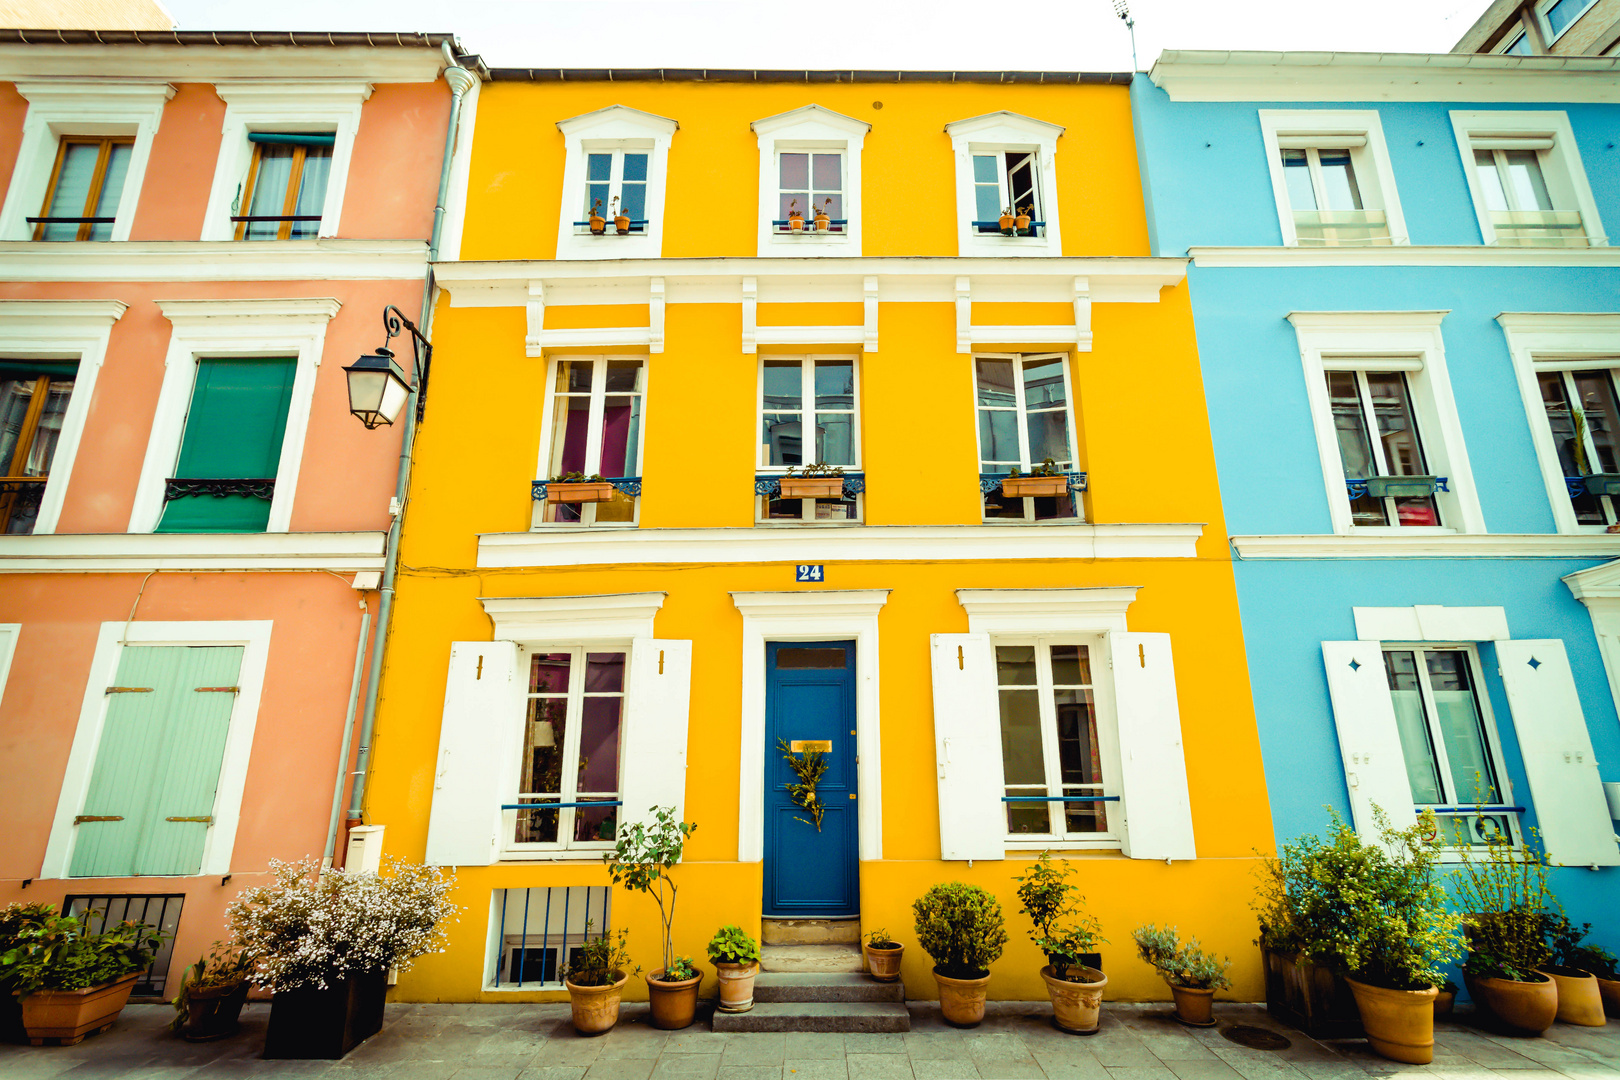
[161,0,1485,72]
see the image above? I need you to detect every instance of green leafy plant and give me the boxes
[777,738,828,831]
[0,908,164,995]
[1453,829,1556,982]
[169,942,251,1032]
[567,925,635,988]
[913,882,1007,980]
[785,462,846,478]
[1014,851,1104,981]
[664,955,697,981]
[1132,924,1232,991]
[550,471,607,483]
[866,927,900,950]
[706,925,760,966]
[603,805,697,980]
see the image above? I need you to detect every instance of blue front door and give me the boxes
[764,640,859,917]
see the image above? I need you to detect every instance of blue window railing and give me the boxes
[1345,476,1448,500]
[755,472,865,498]
[1002,794,1120,804]
[979,471,1087,495]
[773,219,848,233]
[573,219,648,234]
[972,220,1046,237]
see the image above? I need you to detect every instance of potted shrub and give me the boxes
[788,200,804,232]
[228,857,458,1059]
[864,927,904,983]
[1133,924,1232,1027]
[1454,832,1558,1036]
[1015,852,1106,1034]
[707,925,760,1012]
[998,206,1017,234]
[605,806,700,1030]
[1001,459,1068,499]
[170,943,252,1042]
[1542,914,1607,1027]
[1252,827,1364,1038]
[565,927,634,1035]
[1559,936,1620,1018]
[0,908,163,1046]
[778,463,845,500]
[589,198,607,235]
[0,903,56,1043]
[612,195,632,236]
[814,198,832,233]
[913,882,1006,1028]
[547,472,615,504]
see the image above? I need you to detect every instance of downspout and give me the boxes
[343,53,479,833]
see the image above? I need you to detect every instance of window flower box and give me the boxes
[548,481,616,505]
[779,476,844,499]
[1001,475,1069,498]
[1362,475,1439,499]
[1582,474,1620,497]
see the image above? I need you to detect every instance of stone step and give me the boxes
[761,917,861,946]
[759,943,865,974]
[711,1002,910,1033]
[754,972,904,1003]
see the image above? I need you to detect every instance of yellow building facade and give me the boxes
[365,72,1275,1006]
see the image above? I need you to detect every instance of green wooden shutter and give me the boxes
[70,645,245,878]
[156,357,296,533]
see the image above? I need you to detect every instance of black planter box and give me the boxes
[1261,945,1363,1039]
[263,970,387,1059]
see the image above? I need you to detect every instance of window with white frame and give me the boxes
[946,111,1064,256]
[555,105,676,259]
[1325,368,1443,528]
[970,152,1042,236]
[510,649,625,853]
[994,639,1118,843]
[582,149,648,234]
[757,355,861,523]
[33,137,133,241]
[1499,27,1537,54]
[974,353,1081,522]
[489,886,611,989]
[537,356,644,527]
[234,134,333,241]
[1535,363,1620,526]
[1452,112,1604,248]
[777,151,844,234]
[751,105,869,256]
[0,359,78,534]
[1260,112,1406,247]
[1540,0,1598,44]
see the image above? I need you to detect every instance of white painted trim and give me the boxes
[0,531,385,571]
[201,82,371,242]
[0,624,19,717]
[0,81,172,243]
[130,297,340,534]
[480,523,1205,569]
[1258,110,1408,248]
[1231,532,1620,557]
[1288,310,1485,536]
[0,299,127,534]
[751,105,870,258]
[945,111,1065,258]
[524,279,666,356]
[41,619,274,880]
[1563,560,1620,719]
[0,43,451,84]
[436,73,480,263]
[1353,605,1511,641]
[957,587,1139,634]
[1189,245,1620,267]
[480,592,666,643]
[1449,110,1606,247]
[731,590,888,863]
[0,239,430,281]
[554,105,677,262]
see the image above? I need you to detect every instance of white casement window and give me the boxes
[756,355,861,524]
[1539,0,1598,44]
[1259,111,1407,247]
[973,353,1082,523]
[1451,112,1605,248]
[534,356,645,528]
[554,105,677,260]
[1325,368,1443,528]
[751,105,869,256]
[946,111,1064,257]
[510,648,626,854]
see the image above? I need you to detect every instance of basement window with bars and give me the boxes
[489,886,611,989]
[64,894,184,998]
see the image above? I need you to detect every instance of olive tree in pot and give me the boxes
[565,927,635,1035]
[914,882,1007,1028]
[170,943,252,1042]
[1454,831,1559,1036]
[1132,924,1232,1027]
[605,806,700,1030]
[707,926,760,1013]
[0,906,163,1046]
[1015,852,1107,1034]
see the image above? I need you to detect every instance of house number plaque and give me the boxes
[795,564,825,582]
[790,740,833,753]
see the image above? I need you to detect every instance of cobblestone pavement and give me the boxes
[1,1001,1616,1080]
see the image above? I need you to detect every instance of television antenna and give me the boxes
[1113,0,1139,72]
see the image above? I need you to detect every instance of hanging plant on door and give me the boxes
[777,738,828,831]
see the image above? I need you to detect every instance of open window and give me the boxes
[0,359,78,534]
[751,105,869,255]
[1451,112,1604,248]
[1260,111,1406,247]
[973,353,1082,522]
[510,650,625,854]
[554,105,676,260]
[755,355,862,524]
[947,111,1064,256]
[1325,368,1442,528]
[534,356,644,528]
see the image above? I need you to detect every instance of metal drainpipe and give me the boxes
[343,57,478,832]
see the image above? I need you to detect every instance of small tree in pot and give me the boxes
[1541,914,1608,1026]
[1015,851,1107,1034]
[913,882,1006,1028]
[1454,831,1560,1035]
[706,925,761,1013]
[605,806,700,1030]
[565,927,635,1035]
[1133,924,1232,1027]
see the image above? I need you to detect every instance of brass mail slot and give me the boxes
[790,740,833,753]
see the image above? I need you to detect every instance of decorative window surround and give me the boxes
[0,81,172,243]
[1188,246,1620,268]
[732,590,887,863]
[526,279,664,355]
[0,299,126,534]
[1450,111,1605,248]
[480,593,665,643]
[751,105,870,258]
[1353,605,1511,642]
[1564,559,1620,722]
[41,619,273,879]
[0,239,431,281]
[0,624,18,714]
[1230,533,1620,558]
[129,297,339,535]
[553,105,676,261]
[1289,311,1484,536]
[741,276,877,354]
[946,111,1065,258]
[1259,111,1408,247]
[0,531,385,572]
[957,588,1139,635]
[957,276,1089,354]
[201,82,371,242]
[1498,313,1620,534]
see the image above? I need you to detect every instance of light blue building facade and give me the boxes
[1132,51,1620,951]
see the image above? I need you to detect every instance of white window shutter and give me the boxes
[619,638,694,832]
[929,633,1005,861]
[1496,640,1620,867]
[425,641,521,867]
[1322,641,1415,847]
[1108,632,1197,861]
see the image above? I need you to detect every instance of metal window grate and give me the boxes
[63,893,184,998]
[491,886,610,989]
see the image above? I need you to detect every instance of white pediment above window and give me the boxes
[750,104,871,140]
[944,110,1066,143]
[557,103,679,139]
[480,592,666,642]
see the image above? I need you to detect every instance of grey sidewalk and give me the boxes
[1,1000,1616,1080]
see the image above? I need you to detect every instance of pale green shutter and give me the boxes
[137,647,243,875]
[70,648,173,877]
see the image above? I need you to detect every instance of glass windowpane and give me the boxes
[0,379,35,476]
[243,146,295,240]
[1050,645,1090,686]
[530,652,572,694]
[621,153,648,182]
[586,153,612,182]
[1503,150,1553,212]
[1317,150,1364,210]
[779,153,808,190]
[1281,149,1317,211]
[1366,372,1428,476]
[1475,150,1511,213]
[88,143,131,240]
[1574,370,1620,474]
[290,147,330,239]
[1425,651,1501,805]
[995,645,1037,685]
[975,359,1016,408]
[618,182,646,222]
[1385,650,1445,804]
[812,153,841,191]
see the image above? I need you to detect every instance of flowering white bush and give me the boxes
[226,857,458,992]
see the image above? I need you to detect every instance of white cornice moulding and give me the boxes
[1497,312,1620,337]
[751,104,871,137]
[1353,605,1510,641]
[957,587,1140,634]
[214,81,374,107]
[0,240,431,282]
[480,592,666,641]
[478,524,1206,569]
[1564,559,1620,602]
[557,103,678,136]
[0,44,451,84]
[944,110,1066,139]
[1231,534,1620,558]
[156,297,342,324]
[1189,246,1620,268]
[1287,310,1449,333]
[730,589,891,618]
[0,531,387,572]
[0,299,127,324]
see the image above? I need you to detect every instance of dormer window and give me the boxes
[946,111,1064,256]
[972,152,1041,236]
[751,105,869,256]
[777,152,844,235]
[582,150,648,235]
[555,105,677,259]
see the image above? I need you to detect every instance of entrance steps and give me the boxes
[713,943,910,1033]
[762,917,861,946]
[759,943,864,973]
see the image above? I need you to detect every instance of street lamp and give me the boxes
[344,305,431,429]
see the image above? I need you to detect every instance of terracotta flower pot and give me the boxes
[1169,983,1215,1027]
[1546,966,1606,1026]
[714,961,757,1013]
[1015,213,1031,232]
[1435,984,1456,1018]
[789,215,804,232]
[18,972,139,1046]
[1001,474,1068,498]
[1465,970,1558,1035]
[998,213,1016,234]
[1598,974,1620,1017]
[1042,965,1105,1034]
[1345,977,1438,1065]
[647,969,702,1030]
[814,214,830,232]
[181,980,250,1042]
[933,967,991,1028]
[614,215,631,234]
[589,215,606,235]
[865,943,903,983]
[565,970,627,1036]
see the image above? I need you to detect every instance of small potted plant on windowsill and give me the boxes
[1456,830,1558,1036]
[612,195,632,236]
[1001,459,1068,499]
[1015,204,1032,234]
[914,882,1006,1028]
[778,463,845,500]
[707,925,760,1012]
[1016,851,1107,1035]
[564,926,633,1035]
[605,806,700,1030]
[2,908,163,1047]
[864,927,904,983]
[999,206,1017,235]
[1133,924,1231,1027]
[547,472,615,505]
[814,198,832,233]
[589,198,607,235]
[170,943,252,1042]
[787,200,805,233]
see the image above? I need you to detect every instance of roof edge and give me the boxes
[487,68,1133,84]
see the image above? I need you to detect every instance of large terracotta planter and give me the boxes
[565,970,627,1036]
[1345,977,1438,1065]
[180,980,250,1042]
[17,972,139,1046]
[1261,945,1363,1038]
[1435,983,1457,1018]
[933,967,991,1028]
[1546,966,1606,1026]
[263,969,387,1059]
[1465,970,1558,1035]
[647,969,702,1030]
[1599,974,1620,1018]
[1169,983,1215,1027]
[714,962,757,1013]
[1042,965,1105,1035]
[865,943,904,983]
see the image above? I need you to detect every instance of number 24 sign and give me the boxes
[795,564,825,582]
